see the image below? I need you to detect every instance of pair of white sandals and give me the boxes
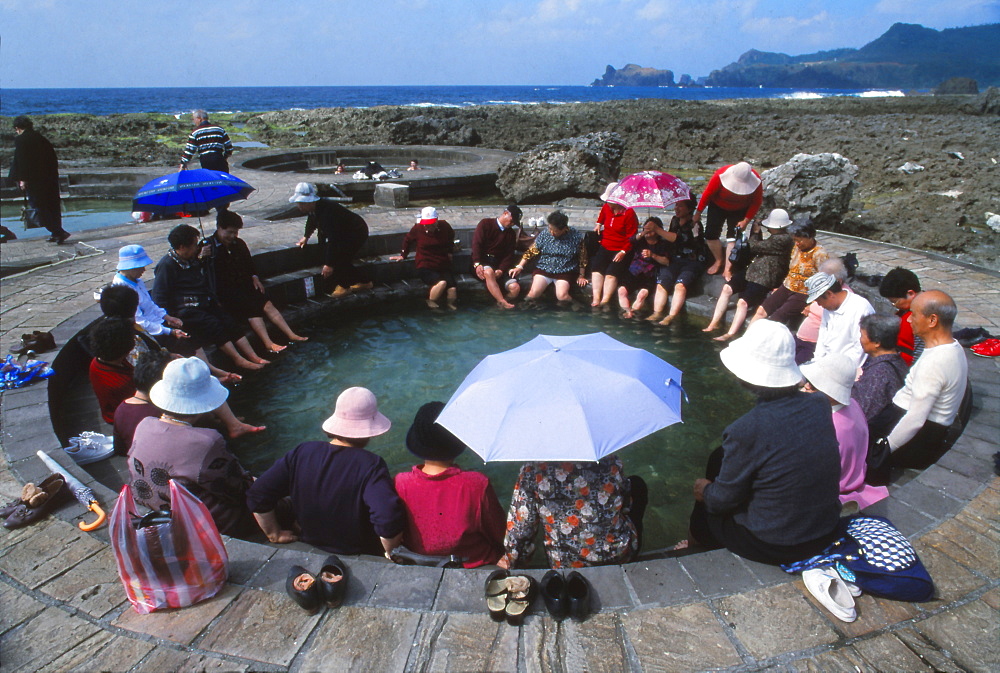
[802,567,861,622]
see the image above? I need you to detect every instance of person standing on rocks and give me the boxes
[291,182,373,297]
[178,110,233,172]
[694,162,762,278]
[9,116,70,244]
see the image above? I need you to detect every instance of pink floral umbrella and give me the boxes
[605,170,691,209]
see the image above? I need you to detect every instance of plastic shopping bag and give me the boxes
[110,479,229,614]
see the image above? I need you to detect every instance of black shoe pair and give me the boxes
[485,569,537,626]
[540,570,591,621]
[285,555,347,613]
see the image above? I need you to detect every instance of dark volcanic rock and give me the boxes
[388,116,481,146]
[966,87,1000,115]
[592,64,674,87]
[496,132,624,204]
[761,153,859,230]
[935,77,979,95]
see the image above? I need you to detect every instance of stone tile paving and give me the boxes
[2,192,999,670]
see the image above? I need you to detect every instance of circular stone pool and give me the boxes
[228,295,754,555]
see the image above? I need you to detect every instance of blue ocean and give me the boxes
[3,85,906,116]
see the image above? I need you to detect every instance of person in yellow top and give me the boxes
[751,221,828,326]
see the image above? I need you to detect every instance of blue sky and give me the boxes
[3,0,998,88]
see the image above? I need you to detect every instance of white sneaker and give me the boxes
[803,567,857,622]
[844,581,862,597]
[64,432,114,465]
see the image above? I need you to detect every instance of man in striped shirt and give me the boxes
[178,110,233,172]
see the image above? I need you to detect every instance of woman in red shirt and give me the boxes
[393,402,506,568]
[591,191,639,307]
[694,162,762,278]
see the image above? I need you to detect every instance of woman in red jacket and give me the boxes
[591,186,639,307]
[694,162,762,278]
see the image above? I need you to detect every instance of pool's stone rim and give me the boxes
[2,210,997,672]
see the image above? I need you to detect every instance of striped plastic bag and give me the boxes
[110,479,229,614]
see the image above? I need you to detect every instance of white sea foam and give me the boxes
[485,100,541,105]
[404,102,464,108]
[854,90,905,98]
[780,91,825,100]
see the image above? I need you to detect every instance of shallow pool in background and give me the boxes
[1,199,133,239]
[228,294,754,553]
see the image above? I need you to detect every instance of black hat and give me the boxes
[505,204,523,226]
[405,402,467,461]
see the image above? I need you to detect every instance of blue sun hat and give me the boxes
[117,245,154,271]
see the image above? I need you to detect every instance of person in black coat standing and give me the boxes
[9,116,69,243]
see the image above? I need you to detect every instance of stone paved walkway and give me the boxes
[2,165,998,672]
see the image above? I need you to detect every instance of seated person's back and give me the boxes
[393,402,506,568]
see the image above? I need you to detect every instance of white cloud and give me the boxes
[742,10,831,35]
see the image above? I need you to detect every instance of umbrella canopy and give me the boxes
[437,333,685,462]
[605,170,691,209]
[132,168,255,215]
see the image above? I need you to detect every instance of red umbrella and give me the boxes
[606,170,691,209]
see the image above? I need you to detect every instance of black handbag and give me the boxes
[20,198,42,230]
[728,231,752,269]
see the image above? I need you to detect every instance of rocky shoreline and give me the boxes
[3,93,998,269]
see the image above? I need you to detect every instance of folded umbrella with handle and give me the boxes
[36,450,106,531]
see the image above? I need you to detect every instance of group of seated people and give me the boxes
[82,180,969,572]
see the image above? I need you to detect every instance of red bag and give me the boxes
[110,479,229,614]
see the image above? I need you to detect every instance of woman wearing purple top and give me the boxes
[247,387,404,556]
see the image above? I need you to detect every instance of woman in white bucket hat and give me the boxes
[128,357,257,536]
[693,162,763,277]
[683,320,843,565]
[800,354,889,509]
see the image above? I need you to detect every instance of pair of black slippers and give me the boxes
[541,570,591,621]
[286,555,347,613]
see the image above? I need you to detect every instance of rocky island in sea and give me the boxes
[593,22,1000,90]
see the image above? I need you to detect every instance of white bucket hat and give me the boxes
[720,320,802,388]
[761,209,793,229]
[150,357,229,415]
[719,162,762,195]
[599,182,619,202]
[289,182,320,203]
[321,387,392,439]
[117,244,154,271]
[419,206,438,224]
[805,271,837,303]
[800,353,856,406]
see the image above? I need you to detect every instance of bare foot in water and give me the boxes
[702,323,719,332]
[645,312,665,322]
[713,333,737,342]
[671,539,690,551]
[657,315,675,326]
[288,334,309,342]
[706,263,722,275]
[235,359,265,371]
[229,422,266,439]
[266,344,288,354]
[217,372,242,384]
[498,301,516,310]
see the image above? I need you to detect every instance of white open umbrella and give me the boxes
[436,333,685,462]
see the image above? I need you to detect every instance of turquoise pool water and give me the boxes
[1,198,133,239]
[228,295,754,554]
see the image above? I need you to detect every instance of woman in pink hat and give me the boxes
[247,387,404,556]
[694,162,763,277]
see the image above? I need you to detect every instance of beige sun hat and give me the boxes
[289,182,320,203]
[761,209,793,229]
[599,182,619,202]
[719,320,802,388]
[800,353,856,406]
[719,162,762,195]
[149,357,229,415]
[321,387,392,439]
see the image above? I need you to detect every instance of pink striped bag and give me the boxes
[110,479,229,614]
